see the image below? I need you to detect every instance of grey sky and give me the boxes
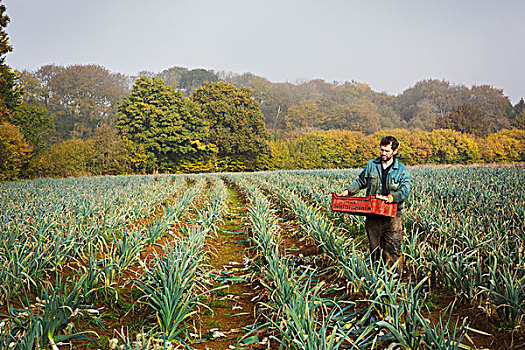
[4,0,525,102]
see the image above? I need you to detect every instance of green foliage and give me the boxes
[10,101,55,154]
[117,77,216,172]
[514,98,525,118]
[179,68,219,93]
[191,81,270,170]
[0,2,22,119]
[37,137,95,177]
[513,109,525,130]
[0,2,10,57]
[0,121,32,180]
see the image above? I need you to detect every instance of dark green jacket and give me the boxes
[346,157,410,210]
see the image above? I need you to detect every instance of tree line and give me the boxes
[269,128,525,170]
[1,0,524,180]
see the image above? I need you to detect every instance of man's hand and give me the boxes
[338,190,349,196]
[377,194,395,203]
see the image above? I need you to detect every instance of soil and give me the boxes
[190,185,266,350]
[421,288,525,350]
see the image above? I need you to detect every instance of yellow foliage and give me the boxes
[480,130,523,162]
[0,122,32,181]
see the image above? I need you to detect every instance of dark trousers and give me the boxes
[365,211,403,265]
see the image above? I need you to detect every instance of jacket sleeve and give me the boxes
[346,166,368,195]
[392,167,410,203]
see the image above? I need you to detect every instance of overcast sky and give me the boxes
[4,0,525,102]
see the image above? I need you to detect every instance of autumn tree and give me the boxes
[396,79,465,123]
[466,85,513,132]
[26,64,130,140]
[285,99,320,131]
[420,129,479,164]
[117,77,215,171]
[408,101,438,131]
[0,122,32,180]
[370,129,433,165]
[90,124,149,175]
[436,103,490,136]
[493,129,525,161]
[323,98,381,134]
[480,132,521,163]
[191,81,269,170]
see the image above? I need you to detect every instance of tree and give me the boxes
[0,2,22,120]
[117,77,215,171]
[179,68,218,94]
[323,98,381,134]
[29,64,130,140]
[285,99,320,131]
[513,110,525,130]
[157,66,189,89]
[90,124,147,175]
[9,102,55,154]
[514,98,525,117]
[36,138,95,177]
[480,132,521,163]
[492,129,525,161]
[370,129,433,165]
[10,70,56,154]
[409,101,438,131]
[436,103,490,136]
[0,121,32,180]
[467,85,513,132]
[420,129,479,164]
[396,79,465,122]
[191,81,269,170]
[18,70,50,106]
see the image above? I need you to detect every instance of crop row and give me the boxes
[232,172,478,349]
[0,175,228,349]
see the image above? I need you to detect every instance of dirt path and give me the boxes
[192,184,263,350]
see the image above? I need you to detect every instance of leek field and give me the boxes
[0,166,524,349]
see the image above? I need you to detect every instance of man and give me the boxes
[339,136,410,268]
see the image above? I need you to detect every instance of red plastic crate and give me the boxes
[331,193,398,217]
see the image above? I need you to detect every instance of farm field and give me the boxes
[0,167,524,350]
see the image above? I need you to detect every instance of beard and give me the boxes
[381,154,393,162]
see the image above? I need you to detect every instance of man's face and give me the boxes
[380,143,397,162]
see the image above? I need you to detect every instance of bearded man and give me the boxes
[339,136,410,268]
